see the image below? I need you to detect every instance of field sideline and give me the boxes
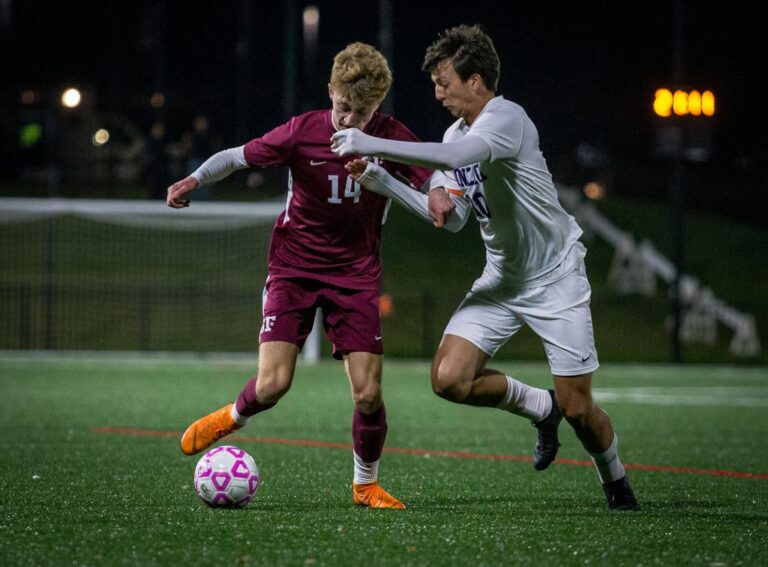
[1,355,766,565]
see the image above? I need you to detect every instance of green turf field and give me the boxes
[1,355,766,565]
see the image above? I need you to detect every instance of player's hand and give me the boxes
[166,176,199,208]
[330,128,374,157]
[428,187,456,228]
[344,158,372,181]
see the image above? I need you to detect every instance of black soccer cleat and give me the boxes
[532,389,562,471]
[602,475,640,511]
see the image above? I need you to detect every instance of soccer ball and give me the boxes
[194,445,260,508]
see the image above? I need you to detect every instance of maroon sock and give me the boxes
[234,377,276,417]
[352,404,388,463]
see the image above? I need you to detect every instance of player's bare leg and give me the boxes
[180,341,296,455]
[553,374,612,451]
[431,335,502,406]
[345,352,404,509]
[430,335,560,468]
[554,374,639,510]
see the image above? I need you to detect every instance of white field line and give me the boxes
[594,387,768,407]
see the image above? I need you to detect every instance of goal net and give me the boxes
[0,198,285,354]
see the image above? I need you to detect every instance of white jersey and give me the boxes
[442,96,583,290]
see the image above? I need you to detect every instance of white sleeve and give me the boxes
[358,163,471,232]
[333,129,491,170]
[189,146,249,185]
[374,135,491,170]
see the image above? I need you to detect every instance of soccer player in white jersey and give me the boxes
[332,24,639,511]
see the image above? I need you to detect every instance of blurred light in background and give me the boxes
[654,89,673,117]
[92,128,110,146]
[583,181,606,200]
[379,293,394,317]
[654,88,715,117]
[61,88,82,108]
[303,5,319,57]
[19,123,43,148]
[673,90,688,116]
[303,5,319,26]
[246,172,265,189]
[20,90,40,105]
[150,92,165,108]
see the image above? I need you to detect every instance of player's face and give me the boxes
[431,60,479,123]
[328,86,380,131]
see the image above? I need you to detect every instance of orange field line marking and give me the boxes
[91,426,768,480]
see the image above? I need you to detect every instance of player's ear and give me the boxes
[470,74,483,93]
[328,84,335,101]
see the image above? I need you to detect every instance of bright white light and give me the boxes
[92,129,110,146]
[61,88,82,108]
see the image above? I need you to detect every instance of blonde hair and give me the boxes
[330,42,392,105]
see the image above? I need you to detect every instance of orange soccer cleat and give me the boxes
[180,403,242,455]
[353,482,405,509]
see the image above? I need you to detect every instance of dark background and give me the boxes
[1,0,767,223]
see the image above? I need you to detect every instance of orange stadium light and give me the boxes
[654,88,715,117]
[673,90,688,115]
[653,89,673,117]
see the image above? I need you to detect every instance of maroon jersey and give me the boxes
[244,110,431,290]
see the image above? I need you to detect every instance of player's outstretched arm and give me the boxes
[331,128,490,171]
[166,146,249,208]
[346,160,469,232]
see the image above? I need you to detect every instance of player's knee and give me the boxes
[559,397,592,423]
[351,383,382,413]
[254,372,291,404]
[431,365,471,402]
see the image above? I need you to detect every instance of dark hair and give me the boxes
[422,24,500,92]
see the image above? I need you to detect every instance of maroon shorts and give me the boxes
[260,277,383,359]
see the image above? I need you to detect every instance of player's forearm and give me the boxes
[359,164,469,232]
[358,163,433,224]
[334,130,491,170]
[427,172,471,232]
[190,146,249,185]
[376,136,490,170]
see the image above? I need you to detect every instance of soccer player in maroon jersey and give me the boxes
[166,43,432,509]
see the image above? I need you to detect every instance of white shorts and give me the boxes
[443,261,599,376]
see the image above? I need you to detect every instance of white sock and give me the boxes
[589,433,626,484]
[353,451,379,485]
[230,404,251,427]
[496,375,551,422]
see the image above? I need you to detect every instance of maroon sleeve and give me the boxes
[243,118,296,167]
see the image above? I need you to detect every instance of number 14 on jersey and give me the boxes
[327,175,361,204]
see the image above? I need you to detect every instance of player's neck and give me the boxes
[465,93,496,126]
